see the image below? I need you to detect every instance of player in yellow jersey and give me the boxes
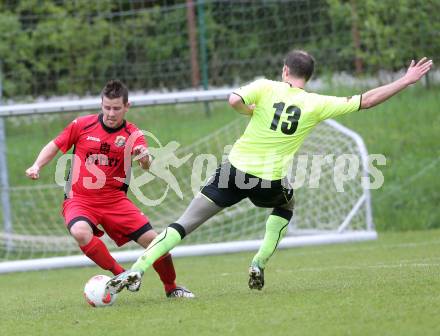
[107,50,432,294]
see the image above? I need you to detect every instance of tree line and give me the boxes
[0,0,437,100]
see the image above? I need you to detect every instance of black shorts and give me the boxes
[201,162,294,208]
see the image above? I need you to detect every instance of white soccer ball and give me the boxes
[83,275,117,307]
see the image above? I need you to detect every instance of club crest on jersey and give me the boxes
[114,135,126,147]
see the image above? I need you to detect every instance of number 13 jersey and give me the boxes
[228,79,361,180]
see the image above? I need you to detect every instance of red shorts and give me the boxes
[62,197,151,246]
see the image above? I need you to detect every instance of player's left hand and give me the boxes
[404,57,433,85]
[133,145,151,168]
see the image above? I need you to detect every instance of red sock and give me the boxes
[80,236,125,276]
[153,253,177,293]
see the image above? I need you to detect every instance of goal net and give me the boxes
[0,90,375,272]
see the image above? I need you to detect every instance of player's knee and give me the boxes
[271,207,293,221]
[169,223,187,239]
[272,200,294,221]
[69,221,93,245]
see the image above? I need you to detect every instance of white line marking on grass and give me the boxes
[276,260,440,273]
[288,239,440,257]
[205,261,440,280]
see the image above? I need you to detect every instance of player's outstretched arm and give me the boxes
[229,93,255,115]
[360,57,433,109]
[25,141,60,180]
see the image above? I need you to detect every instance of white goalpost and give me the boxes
[0,89,376,273]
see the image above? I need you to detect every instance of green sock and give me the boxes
[252,215,289,269]
[132,227,182,273]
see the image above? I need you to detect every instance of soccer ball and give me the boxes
[83,275,118,307]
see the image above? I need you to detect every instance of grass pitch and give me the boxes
[1,229,439,336]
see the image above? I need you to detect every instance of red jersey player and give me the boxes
[25,80,194,298]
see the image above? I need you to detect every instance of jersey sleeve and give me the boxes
[315,94,362,121]
[232,79,268,105]
[53,119,81,153]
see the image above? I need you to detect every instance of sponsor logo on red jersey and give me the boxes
[86,136,101,142]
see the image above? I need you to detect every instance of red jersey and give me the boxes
[54,114,146,199]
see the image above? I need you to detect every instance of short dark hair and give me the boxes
[284,50,315,81]
[101,79,129,104]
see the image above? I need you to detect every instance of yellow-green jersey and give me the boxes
[228,79,362,180]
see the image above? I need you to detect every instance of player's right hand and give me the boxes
[25,165,40,180]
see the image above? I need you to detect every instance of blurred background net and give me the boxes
[0,0,438,100]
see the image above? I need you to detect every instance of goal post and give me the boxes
[0,89,376,273]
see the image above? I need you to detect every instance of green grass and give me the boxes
[1,230,440,336]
